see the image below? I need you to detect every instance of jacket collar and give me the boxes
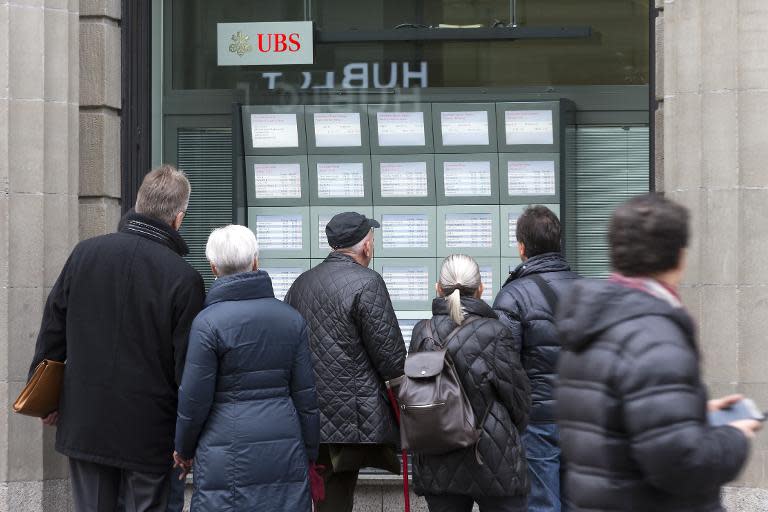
[118,210,189,256]
[432,296,496,319]
[324,251,361,265]
[505,252,570,285]
[204,270,275,307]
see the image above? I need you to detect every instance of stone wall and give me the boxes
[78,0,120,239]
[0,0,80,510]
[659,0,768,507]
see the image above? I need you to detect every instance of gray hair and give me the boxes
[439,254,482,325]
[135,165,191,226]
[338,229,373,255]
[205,225,259,276]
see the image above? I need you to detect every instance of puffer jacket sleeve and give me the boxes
[619,324,750,495]
[492,288,524,355]
[353,276,406,381]
[291,322,320,461]
[489,322,531,429]
[175,316,219,459]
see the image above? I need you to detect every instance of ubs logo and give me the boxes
[229,31,302,57]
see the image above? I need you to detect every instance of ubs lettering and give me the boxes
[257,33,302,53]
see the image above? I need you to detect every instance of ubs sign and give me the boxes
[217,22,314,66]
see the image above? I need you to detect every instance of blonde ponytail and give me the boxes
[446,288,464,325]
[438,254,482,325]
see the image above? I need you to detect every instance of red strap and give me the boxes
[387,387,410,512]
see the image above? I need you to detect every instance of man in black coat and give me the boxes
[285,212,406,512]
[29,165,205,512]
[556,194,759,511]
[493,205,579,512]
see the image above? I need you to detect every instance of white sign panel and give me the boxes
[313,112,362,147]
[250,114,299,148]
[316,162,365,198]
[383,266,430,302]
[508,212,519,247]
[255,215,303,250]
[253,163,302,198]
[479,266,493,303]
[377,112,426,146]
[443,161,492,197]
[380,161,428,198]
[318,215,332,249]
[505,110,554,145]
[440,111,490,146]
[507,160,556,196]
[444,213,493,248]
[262,267,304,300]
[399,319,421,352]
[382,214,429,248]
[218,22,314,66]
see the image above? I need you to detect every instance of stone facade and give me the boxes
[0,0,80,510]
[3,0,768,510]
[659,0,768,508]
[78,0,120,240]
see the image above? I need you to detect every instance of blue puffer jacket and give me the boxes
[493,253,579,424]
[175,270,320,512]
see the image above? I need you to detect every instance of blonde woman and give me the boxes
[409,254,531,512]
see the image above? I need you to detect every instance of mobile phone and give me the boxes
[708,398,766,426]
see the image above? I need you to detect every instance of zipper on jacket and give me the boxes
[401,402,446,410]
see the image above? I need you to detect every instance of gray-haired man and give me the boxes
[29,165,205,512]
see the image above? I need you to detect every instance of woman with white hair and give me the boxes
[409,254,531,512]
[173,225,319,511]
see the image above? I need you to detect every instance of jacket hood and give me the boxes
[505,252,571,285]
[118,209,190,256]
[204,270,274,307]
[557,279,695,352]
[432,295,497,320]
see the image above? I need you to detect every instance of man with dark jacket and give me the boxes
[556,194,758,512]
[29,165,205,512]
[493,205,578,512]
[285,212,406,512]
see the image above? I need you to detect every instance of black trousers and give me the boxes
[69,458,170,512]
[316,445,359,512]
[424,494,527,512]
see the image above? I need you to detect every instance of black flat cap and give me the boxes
[326,212,380,249]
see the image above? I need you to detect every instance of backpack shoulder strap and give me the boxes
[529,274,558,313]
[433,315,481,349]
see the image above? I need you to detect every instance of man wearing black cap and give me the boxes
[286,212,406,512]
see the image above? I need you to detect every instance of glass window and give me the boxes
[170,0,649,91]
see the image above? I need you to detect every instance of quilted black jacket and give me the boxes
[556,280,749,512]
[285,252,406,445]
[410,297,531,497]
[493,253,579,423]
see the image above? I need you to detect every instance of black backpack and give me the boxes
[395,316,484,455]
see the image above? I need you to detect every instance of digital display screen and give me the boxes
[505,110,554,145]
[380,161,429,197]
[440,111,490,146]
[254,215,303,250]
[251,114,299,148]
[377,111,426,146]
[253,163,302,198]
[313,112,362,147]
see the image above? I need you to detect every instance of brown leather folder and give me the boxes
[13,360,65,417]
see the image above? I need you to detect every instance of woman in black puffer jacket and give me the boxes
[410,254,532,512]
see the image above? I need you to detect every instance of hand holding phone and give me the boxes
[708,396,765,438]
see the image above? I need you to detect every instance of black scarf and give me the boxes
[118,210,190,256]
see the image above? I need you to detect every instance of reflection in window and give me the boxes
[170,0,649,90]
